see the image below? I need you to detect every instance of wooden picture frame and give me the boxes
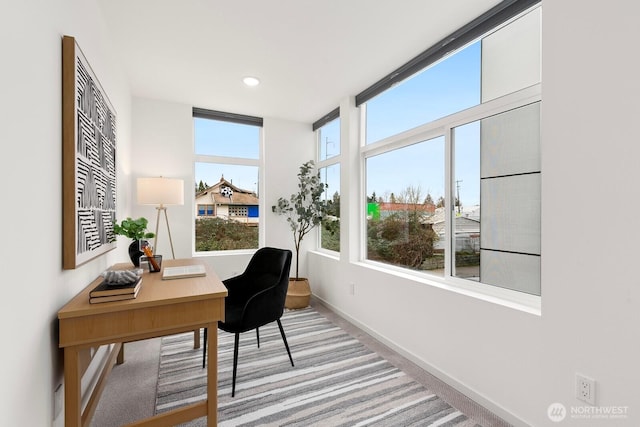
[62,35,117,269]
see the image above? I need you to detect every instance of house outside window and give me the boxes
[193,108,262,252]
[361,5,541,296]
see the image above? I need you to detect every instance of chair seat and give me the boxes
[218,305,244,332]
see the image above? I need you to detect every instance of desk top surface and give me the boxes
[58,258,227,320]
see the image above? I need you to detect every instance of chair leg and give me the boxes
[277,319,294,367]
[232,332,240,397]
[202,328,208,368]
[256,327,260,348]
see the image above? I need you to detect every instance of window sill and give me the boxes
[313,248,340,259]
[192,248,257,257]
[354,260,541,316]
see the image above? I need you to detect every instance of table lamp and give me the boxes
[137,177,184,259]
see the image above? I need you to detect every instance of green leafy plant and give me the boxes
[111,217,155,241]
[273,160,328,280]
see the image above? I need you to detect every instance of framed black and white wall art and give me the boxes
[62,35,117,269]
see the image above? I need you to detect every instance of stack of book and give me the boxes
[90,276,143,304]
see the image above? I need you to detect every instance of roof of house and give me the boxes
[196,176,259,206]
[378,202,436,214]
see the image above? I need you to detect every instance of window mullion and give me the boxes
[444,126,453,278]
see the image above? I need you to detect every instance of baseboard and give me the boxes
[311,296,529,427]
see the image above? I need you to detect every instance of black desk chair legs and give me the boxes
[202,328,207,368]
[231,333,240,396]
[202,320,295,397]
[278,320,295,367]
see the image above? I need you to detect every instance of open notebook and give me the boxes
[162,264,207,280]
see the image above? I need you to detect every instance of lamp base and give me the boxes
[153,206,176,259]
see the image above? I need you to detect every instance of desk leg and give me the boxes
[64,346,81,427]
[193,329,200,349]
[206,323,217,427]
[117,342,124,364]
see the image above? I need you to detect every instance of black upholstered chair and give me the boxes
[202,247,294,396]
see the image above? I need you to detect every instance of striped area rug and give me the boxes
[155,307,480,426]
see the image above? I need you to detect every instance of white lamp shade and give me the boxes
[137,177,184,206]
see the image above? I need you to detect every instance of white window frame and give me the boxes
[316,116,341,255]
[359,82,541,313]
[192,111,264,256]
[354,2,542,313]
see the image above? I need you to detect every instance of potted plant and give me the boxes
[273,160,328,308]
[111,217,155,267]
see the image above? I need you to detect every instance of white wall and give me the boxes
[0,0,132,426]
[310,1,640,426]
[130,98,194,260]
[539,0,640,425]
[262,117,316,277]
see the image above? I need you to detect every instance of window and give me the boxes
[366,136,444,275]
[315,113,340,252]
[197,204,215,216]
[360,3,541,296]
[452,102,541,294]
[365,41,480,144]
[193,108,262,252]
[229,205,248,217]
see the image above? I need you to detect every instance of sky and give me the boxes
[194,119,260,194]
[194,40,482,209]
[364,41,481,207]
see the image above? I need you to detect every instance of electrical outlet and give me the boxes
[349,282,355,295]
[576,374,596,405]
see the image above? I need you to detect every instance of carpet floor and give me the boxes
[155,307,482,427]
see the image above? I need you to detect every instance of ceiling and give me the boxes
[97,0,502,124]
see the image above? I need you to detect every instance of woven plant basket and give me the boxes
[285,278,311,309]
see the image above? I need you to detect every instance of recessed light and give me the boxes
[243,76,260,87]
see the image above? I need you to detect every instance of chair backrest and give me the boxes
[244,247,292,306]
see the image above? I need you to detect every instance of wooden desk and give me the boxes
[58,259,227,427]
